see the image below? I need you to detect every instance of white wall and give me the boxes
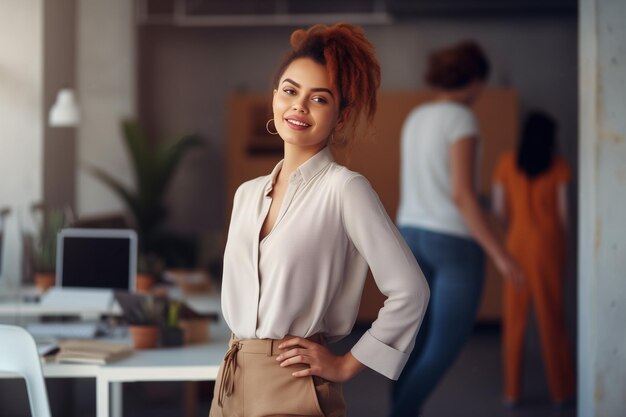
[76,0,135,216]
[579,0,626,415]
[0,0,43,285]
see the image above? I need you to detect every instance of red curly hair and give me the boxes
[273,23,381,143]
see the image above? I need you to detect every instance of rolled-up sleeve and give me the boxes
[341,175,430,380]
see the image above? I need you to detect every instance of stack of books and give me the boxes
[52,340,133,365]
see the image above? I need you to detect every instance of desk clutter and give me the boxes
[26,290,214,362]
[115,291,212,349]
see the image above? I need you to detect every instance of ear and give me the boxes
[336,109,350,130]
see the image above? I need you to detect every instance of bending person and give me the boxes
[392,40,522,416]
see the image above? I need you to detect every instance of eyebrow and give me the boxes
[282,78,335,97]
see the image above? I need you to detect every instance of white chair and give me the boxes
[0,324,52,417]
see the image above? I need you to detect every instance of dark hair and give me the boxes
[273,23,381,142]
[424,41,490,90]
[516,110,557,179]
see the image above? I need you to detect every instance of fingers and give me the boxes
[278,337,313,350]
[292,367,314,377]
[278,353,309,368]
[508,268,519,287]
[275,338,328,377]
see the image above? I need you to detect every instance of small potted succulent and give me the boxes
[160,300,184,347]
[31,206,66,293]
[135,254,164,294]
[126,295,166,349]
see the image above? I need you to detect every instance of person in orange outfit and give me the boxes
[492,110,575,407]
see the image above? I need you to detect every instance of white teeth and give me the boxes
[287,119,309,127]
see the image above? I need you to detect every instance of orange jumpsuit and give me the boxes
[493,152,575,402]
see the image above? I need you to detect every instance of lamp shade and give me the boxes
[49,88,80,127]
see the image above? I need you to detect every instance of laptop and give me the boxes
[40,228,138,311]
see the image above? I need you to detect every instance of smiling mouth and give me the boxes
[286,118,311,128]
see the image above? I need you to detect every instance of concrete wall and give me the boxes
[578,0,626,415]
[76,0,136,216]
[43,0,77,213]
[0,0,44,285]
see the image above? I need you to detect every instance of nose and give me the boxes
[292,97,308,113]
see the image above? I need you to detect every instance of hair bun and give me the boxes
[425,40,490,90]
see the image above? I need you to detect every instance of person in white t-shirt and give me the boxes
[391,41,522,417]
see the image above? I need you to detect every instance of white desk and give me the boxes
[0,335,229,417]
[0,287,228,417]
[96,339,227,417]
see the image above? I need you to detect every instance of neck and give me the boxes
[435,90,471,106]
[278,143,326,182]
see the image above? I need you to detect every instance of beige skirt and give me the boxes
[208,335,346,417]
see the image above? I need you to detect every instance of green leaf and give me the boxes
[154,134,203,197]
[85,164,142,224]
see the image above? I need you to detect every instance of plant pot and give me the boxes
[135,273,155,293]
[179,318,210,345]
[160,326,184,347]
[128,325,160,349]
[34,273,55,293]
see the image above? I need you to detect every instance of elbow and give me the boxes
[421,279,431,311]
[413,273,430,318]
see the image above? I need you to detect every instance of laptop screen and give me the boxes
[56,228,137,291]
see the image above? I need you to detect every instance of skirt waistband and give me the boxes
[229,334,324,356]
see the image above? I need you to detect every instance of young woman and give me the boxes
[209,24,429,417]
[392,41,523,416]
[492,110,575,406]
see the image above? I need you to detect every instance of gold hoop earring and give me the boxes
[266,119,278,135]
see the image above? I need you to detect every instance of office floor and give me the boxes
[1,322,575,417]
[124,323,576,417]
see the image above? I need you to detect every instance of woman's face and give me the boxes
[272,58,342,152]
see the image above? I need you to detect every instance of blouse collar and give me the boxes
[264,147,334,196]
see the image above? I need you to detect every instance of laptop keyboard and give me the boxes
[27,322,101,339]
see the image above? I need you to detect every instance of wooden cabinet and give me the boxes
[227,89,519,323]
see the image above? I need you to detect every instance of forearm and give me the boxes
[339,352,366,381]
[456,192,506,262]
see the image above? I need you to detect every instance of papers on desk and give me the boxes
[54,340,133,365]
[40,288,114,311]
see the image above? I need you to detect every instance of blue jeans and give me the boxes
[391,227,485,417]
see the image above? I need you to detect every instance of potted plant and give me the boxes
[87,119,203,275]
[126,295,166,349]
[31,206,66,293]
[135,254,165,294]
[160,300,184,347]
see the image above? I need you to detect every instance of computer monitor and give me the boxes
[55,228,137,291]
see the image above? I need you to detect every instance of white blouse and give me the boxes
[221,147,429,380]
